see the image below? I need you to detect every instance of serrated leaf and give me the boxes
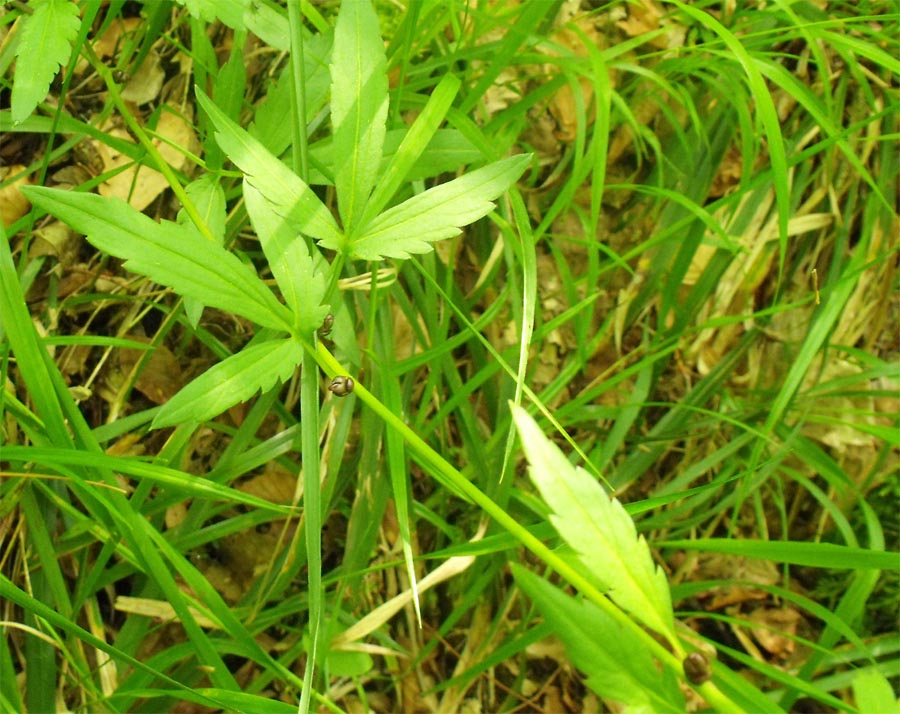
[330,0,388,233]
[196,90,343,246]
[153,337,304,428]
[329,154,530,261]
[180,175,227,242]
[11,0,81,123]
[513,565,684,713]
[23,187,292,332]
[512,406,675,639]
[243,179,329,333]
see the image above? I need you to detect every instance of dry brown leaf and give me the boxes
[118,337,183,405]
[97,107,198,210]
[0,165,32,226]
[747,606,802,658]
[617,0,686,49]
[165,500,189,529]
[238,461,297,504]
[691,552,780,610]
[120,50,165,105]
[93,17,142,59]
[28,220,81,265]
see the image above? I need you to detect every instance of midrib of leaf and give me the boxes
[331,0,387,235]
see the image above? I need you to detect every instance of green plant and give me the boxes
[2,0,898,712]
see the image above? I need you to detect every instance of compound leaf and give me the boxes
[329,153,530,261]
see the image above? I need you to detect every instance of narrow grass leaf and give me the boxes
[23,187,292,332]
[0,573,228,709]
[498,190,536,484]
[330,0,388,233]
[753,58,889,211]
[661,538,897,570]
[124,689,298,714]
[196,90,343,246]
[752,219,875,472]
[153,337,305,428]
[3,446,293,515]
[458,2,554,114]
[243,180,329,333]
[0,629,22,712]
[11,0,81,123]
[512,406,675,640]
[3,231,239,692]
[142,518,306,692]
[512,564,684,713]
[0,228,71,444]
[666,0,790,282]
[339,154,530,260]
[378,324,422,624]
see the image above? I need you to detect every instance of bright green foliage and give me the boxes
[341,154,531,260]
[513,406,675,642]
[243,180,330,334]
[17,0,528,435]
[198,90,344,247]
[3,0,898,711]
[11,0,81,123]
[22,187,294,333]
[151,338,306,428]
[851,670,898,713]
[330,0,389,234]
[513,564,685,713]
[179,175,227,326]
[178,0,247,29]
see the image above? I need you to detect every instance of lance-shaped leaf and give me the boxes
[330,0,388,233]
[23,187,292,332]
[512,405,675,640]
[328,153,531,261]
[196,90,343,247]
[153,337,305,428]
[513,564,684,713]
[243,179,329,334]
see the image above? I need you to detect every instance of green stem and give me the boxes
[314,343,745,712]
[315,343,676,651]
